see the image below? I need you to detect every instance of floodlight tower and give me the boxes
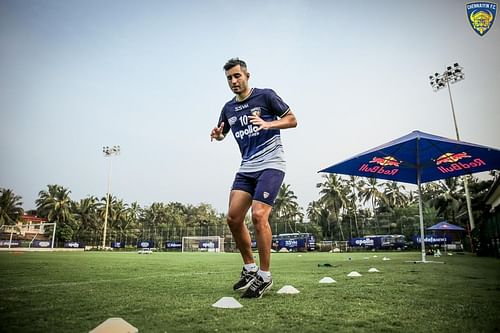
[429,63,475,232]
[102,145,121,249]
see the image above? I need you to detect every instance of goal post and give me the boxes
[0,222,56,250]
[181,236,224,253]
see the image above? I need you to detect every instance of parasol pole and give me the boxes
[417,174,427,263]
[416,138,427,263]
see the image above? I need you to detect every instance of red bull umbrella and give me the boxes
[427,221,466,231]
[319,130,500,262]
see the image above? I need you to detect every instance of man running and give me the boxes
[210,58,297,298]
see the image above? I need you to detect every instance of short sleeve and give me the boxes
[266,89,290,118]
[217,108,231,135]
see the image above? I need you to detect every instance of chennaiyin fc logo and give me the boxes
[466,2,497,36]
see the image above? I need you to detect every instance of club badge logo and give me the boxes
[250,107,261,117]
[263,192,270,199]
[466,2,497,36]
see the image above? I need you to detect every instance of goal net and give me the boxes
[181,236,224,253]
[0,222,56,250]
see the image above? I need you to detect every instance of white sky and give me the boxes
[1,0,499,213]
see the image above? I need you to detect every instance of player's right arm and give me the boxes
[210,122,225,141]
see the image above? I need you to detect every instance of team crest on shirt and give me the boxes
[263,192,270,199]
[466,2,496,36]
[250,107,262,117]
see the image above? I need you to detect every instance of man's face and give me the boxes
[225,65,249,95]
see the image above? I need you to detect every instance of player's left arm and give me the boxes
[249,110,297,131]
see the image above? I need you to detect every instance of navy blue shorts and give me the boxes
[231,169,285,206]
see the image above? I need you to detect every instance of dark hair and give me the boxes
[223,58,247,71]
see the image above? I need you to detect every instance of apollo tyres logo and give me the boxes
[358,156,400,176]
[234,113,260,140]
[467,2,497,36]
[435,152,486,174]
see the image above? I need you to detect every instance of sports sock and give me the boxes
[257,270,271,282]
[244,263,258,272]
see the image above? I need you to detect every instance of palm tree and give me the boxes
[383,181,408,210]
[109,199,129,243]
[317,174,347,240]
[142,202,168,243]
[359,177,384,233]
[307,200,330,239]
[36,185,76,242]
[164,202,188,239]
[306,200,322,225]
[429,178,463,224]
[0,188,24,226]
[125,202,142,244]
[73,196,99,243]
[342,176,362,237]
[272,183,303,234]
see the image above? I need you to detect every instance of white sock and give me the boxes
[258,270,272,282]
[244,263,258,272]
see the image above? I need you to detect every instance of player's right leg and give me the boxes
[227,190,256,290]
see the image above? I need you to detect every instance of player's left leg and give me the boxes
[242,169,284,299]
[251,201,273,271]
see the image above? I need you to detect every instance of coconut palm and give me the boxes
[306,200,323,225]
[383,181,408,210]
[272,183,303,234]
[108,199,130,242]
[36,185,76,241]
[0,188,24,226]
[430,178,463,224]
[358,178,384,233]
[164,202,189,239]
[317,174,347,240]
[342,176,362,237]
[306,200,331,239]
[73,196,99,243]
[142,202,168,242]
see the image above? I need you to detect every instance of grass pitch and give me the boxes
[0,251,499,333]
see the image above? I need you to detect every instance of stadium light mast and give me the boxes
[102,145,120,249]
[429,63,475,233]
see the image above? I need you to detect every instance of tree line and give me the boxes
[0,172,496,247]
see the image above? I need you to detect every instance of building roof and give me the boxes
[19,214,48,223]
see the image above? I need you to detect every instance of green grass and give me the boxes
[0,251,499,333]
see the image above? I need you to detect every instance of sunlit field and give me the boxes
[0,251,499,333]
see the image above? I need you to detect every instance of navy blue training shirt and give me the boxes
[218,88,290,173]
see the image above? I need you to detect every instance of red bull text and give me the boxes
[359,164,399,176]
[434,152,486,174]
[436,158,486,174]
[359,156,400,176]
